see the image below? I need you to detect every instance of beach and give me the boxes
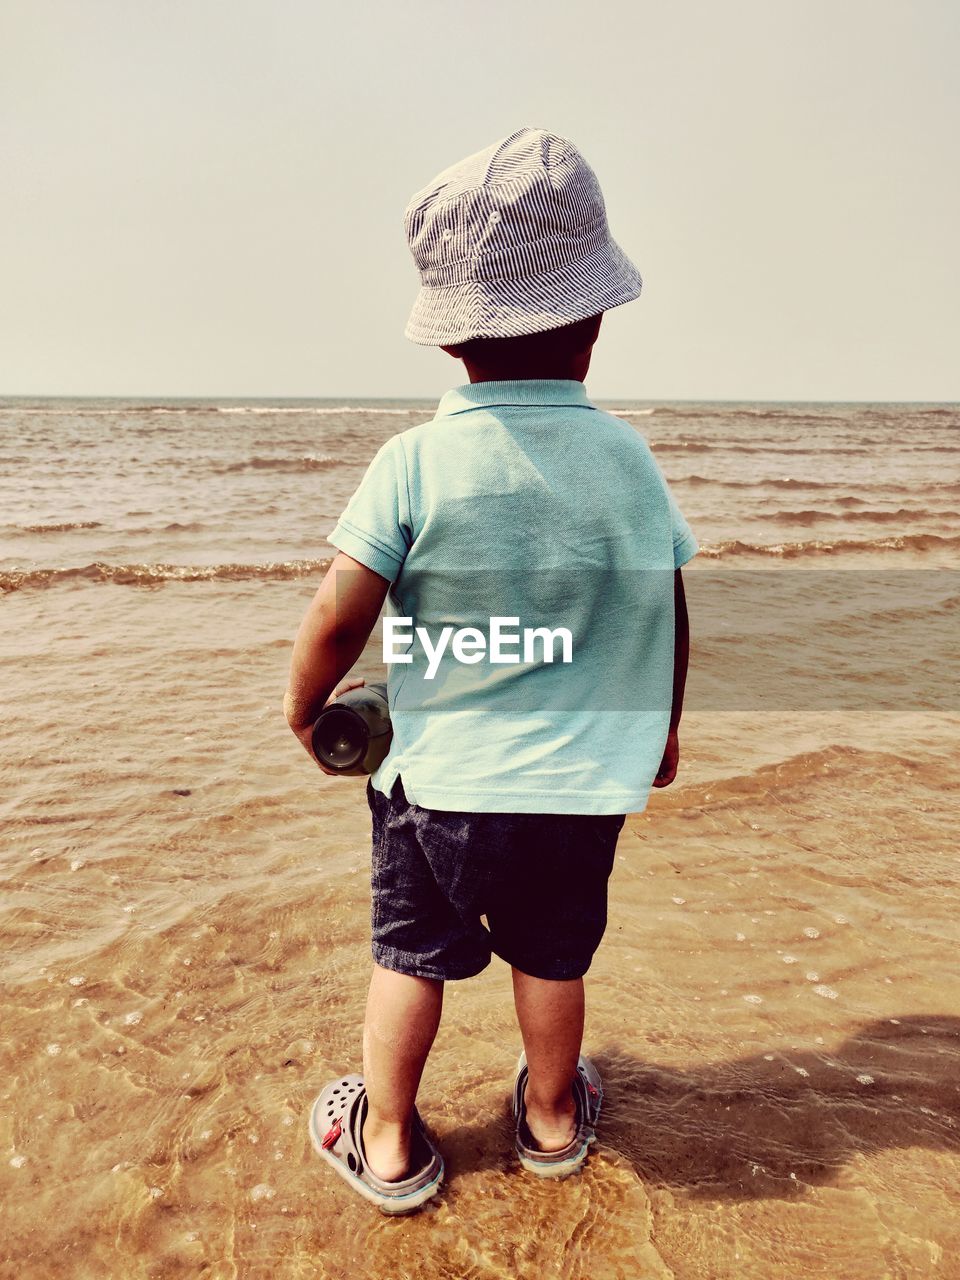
[1,397,958,1278]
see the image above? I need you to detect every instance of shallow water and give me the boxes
[1,398,959,1277]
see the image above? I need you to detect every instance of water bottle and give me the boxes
[311,682,392,776]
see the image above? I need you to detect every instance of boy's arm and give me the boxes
[283,552,390,768]
[652,567,689,788]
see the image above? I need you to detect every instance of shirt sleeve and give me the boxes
[326,436,412,582]
[649,453,698,568]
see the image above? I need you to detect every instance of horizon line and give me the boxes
[1,393,958,407]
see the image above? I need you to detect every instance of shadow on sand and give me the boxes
[442,1015,960,1200]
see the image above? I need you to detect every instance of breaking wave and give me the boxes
[759,508,959,526]
[19,520,103,533]
[652,441,872,456]
[1,404,428,417]
[678,475,960,495]
[212,455,341,474]
[699,533,960,559]
[0,558,333,593]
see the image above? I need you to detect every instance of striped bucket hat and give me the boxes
[403,127,643,346]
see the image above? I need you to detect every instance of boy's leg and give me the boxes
[361,961,444,1181]
[511,967,582,1151]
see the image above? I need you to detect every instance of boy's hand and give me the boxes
[652,729,679,787]
[300,675,368,773]
[326,678,365,703]
[652,570,689,790]
[287,678,368,775]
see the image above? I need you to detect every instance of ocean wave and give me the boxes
[0,407,146,416]
[649,440,715,453]
[680,475,839,490]
[759,508,960,526]
[652,440,871,455]
[678,475,960,495]
[5,401,955,423]
[896,406,960,419]
[113,520,213,535]
[213,405,426,416]
[212,455,341,474]
[5,529,955,593]
[0,558,333,593]
[654,433,842,447]
[861,593,960,625]
[20,520,103,533]
[638,406,859,425]
[11,518,213,536]
[0,404,428,417]
[699,533,960,558]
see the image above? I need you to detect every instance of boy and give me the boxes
[283,127,696,1214]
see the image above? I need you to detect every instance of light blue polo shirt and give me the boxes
[327,379,698,814]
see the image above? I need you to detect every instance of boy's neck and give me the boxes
[460,354,591,385]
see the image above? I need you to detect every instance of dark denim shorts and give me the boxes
[366,775,626,982]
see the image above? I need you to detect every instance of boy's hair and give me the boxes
[444,313,602,372]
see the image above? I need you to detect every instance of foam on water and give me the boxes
[2,399,958,593]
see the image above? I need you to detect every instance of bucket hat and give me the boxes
[403,126,643,346]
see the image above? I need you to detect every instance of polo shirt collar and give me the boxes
[437,378,595,417]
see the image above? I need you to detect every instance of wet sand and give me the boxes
[2,577,959,1278]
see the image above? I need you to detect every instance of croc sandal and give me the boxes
[308,1074,444,1215]
[511,1051,603,1178]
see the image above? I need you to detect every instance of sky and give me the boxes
[1,0,958,401]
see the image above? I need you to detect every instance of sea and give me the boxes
[1,396,958,1278]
